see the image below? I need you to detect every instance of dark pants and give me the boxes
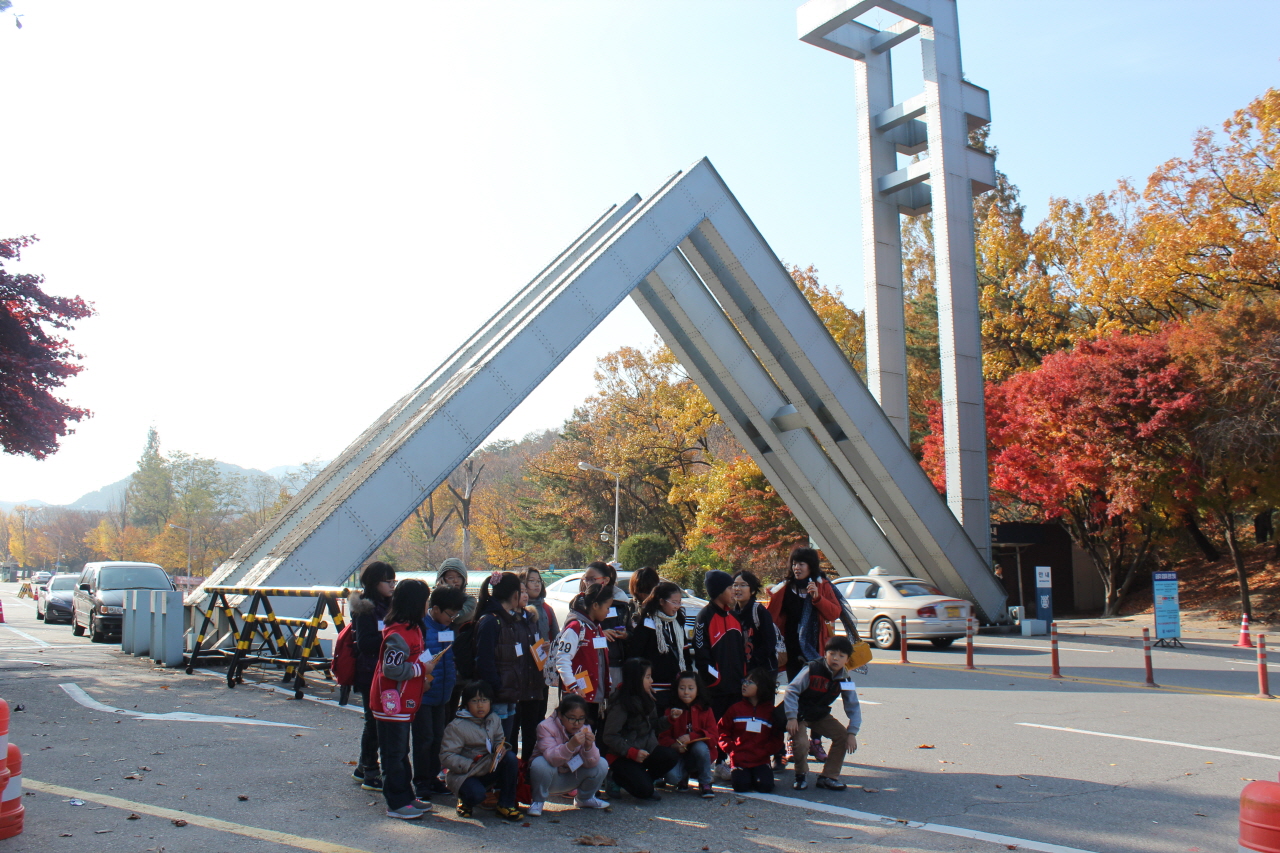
[458,750,518,808]
[610,745,680,800]
[375,718,413,810]
[709,693,737,721]
[517,695,546,761]
[410,702,448,797]
[731,764,774,793]
[358,693,380,775]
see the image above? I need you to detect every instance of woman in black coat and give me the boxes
[350,561,396,792]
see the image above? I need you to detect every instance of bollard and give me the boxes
[1049,622,1063,679]
[964,617,975,670]
[1142,627,1158,688]
[152,591,185,668]
[0,723,19,838]
[1235,613,1256,649]
[121,590,136,654]
[1259,635,1273,700]
[899,615,909,664]
[1240,773,1280,853]
[132,590,153,658]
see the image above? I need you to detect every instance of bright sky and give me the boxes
[2,1,1277,506]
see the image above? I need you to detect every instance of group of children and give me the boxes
[346,551,864,821]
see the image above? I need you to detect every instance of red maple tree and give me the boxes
[0,235,95,459]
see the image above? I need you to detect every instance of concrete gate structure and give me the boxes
[193,0,1008,624]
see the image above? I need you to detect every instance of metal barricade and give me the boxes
[185,586,350,699]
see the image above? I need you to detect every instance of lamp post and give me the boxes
[168,524,193,575]
[578,461,620,562]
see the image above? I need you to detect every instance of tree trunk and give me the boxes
[1217,509,1253,619]
[1181,509,1221,562]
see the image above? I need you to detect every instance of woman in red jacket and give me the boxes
[765,546,844,681]
[658,672,719,798]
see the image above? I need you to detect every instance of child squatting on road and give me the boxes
[783,634,862,791]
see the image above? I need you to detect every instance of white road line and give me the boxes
[2,597,35,609]
[59,683,312,728]
[192,667,362,714]
[734,790,1100,853]
[1016,723,1280,760]
[975,642,1110,654]
[2,625,51,647]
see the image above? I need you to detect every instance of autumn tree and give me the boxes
[0,236,95,458]
[684,455,804,575]
[127,427,172,533]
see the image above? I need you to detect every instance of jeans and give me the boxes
[731,764,774,793]
[358,693,379,775]
[410,702,448,797]
[457,750,519,808]
[375,718,413,810]
[528,754,609,803]
[610,745,680,800]
[664,741,713,787]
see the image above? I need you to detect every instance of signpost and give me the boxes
[1035,566,1053,625]
[1152,571,1183,648]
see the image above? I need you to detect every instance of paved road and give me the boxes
[0,585,1274,852]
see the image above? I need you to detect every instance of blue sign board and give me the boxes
[1035,566,1053,624]
[1153,571,1180,640]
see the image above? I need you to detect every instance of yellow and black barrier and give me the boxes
[185,586,350,699]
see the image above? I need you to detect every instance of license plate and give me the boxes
[946,606,960,617]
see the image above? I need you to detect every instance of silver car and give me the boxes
[543,571,707,635]
[833,569,973,649]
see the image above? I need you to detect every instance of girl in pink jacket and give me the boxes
[527,694,611,816]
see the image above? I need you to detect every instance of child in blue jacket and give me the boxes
[411,585,467,801]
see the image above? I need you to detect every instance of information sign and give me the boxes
[1035,566,1053,624]
[1153,571,1181,641]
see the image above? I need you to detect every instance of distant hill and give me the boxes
[1,461,328,513]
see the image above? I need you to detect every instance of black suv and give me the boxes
[73,561,175,642]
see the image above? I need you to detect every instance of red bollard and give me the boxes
[1142,627,1159,688]
[1236,613,1256,648]
[964,617,975,670]
[1240,773,1280,852]
[899,615,909,664]
[1258,635,1273,700]
[1049,622,1063,679]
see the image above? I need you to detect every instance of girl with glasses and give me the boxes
[527,694,611,816]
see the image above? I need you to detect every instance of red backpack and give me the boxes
[332,623,358,692]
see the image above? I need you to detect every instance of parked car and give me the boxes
[833,568,973,649]
[32,571,52,586]
[543,571,707,635]
[37,572,79,623]
[72,561,175,642]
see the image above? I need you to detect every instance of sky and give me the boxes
[1,0,1278,506]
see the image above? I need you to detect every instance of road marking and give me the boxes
[1,625,50,647]
[975,642,1110,654]
[25,779,377,853]
[60,683,311,728]
[734,790,1099,853]
[192,667,363,714]
[1016,723,1280,761]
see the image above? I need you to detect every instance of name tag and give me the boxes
[592,636,609,649]
[438,630,454,642]
[486,737,492,752]
[567,754,584,771]
[745,719,763,733]
[377,620,385,631]
[514,643,523,656]
[841,682,857,691]
[707,665,719,678]
[644,617,656,630]
[607,607,618,619]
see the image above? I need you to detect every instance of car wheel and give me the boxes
[72,613,86,637]
[89,619,104,643]
[36,604,44,620]
[871,617,900,650]
[930,637,957,649]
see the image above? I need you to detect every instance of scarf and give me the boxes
[794,583,822,662]
[654,609,688,674]
[528,595,549,638]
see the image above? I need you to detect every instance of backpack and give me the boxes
[332,622,358,694]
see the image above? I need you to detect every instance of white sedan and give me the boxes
[543,571,706,634]
[833,568,973,649]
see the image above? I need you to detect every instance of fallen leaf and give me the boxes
[127,813,141,820]
[138,766,152,772]
[917,744,935,749]
[995,784,1003,788]
[59,833,73,837]
[861,787,879,793]
[1006,846,1018,851]
[171,819,188,827]
[575,836,617,847]
[238,795,249,801]
[1193,813,1206,817]
[123,774,143,781]
[95,830,113,834]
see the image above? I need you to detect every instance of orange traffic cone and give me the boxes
[0,600,6,624]
[1235,613,1256,649]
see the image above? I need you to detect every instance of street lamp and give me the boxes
[168,524,193,575]
[578,461,620,563]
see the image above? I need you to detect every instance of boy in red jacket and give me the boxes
[718,666,784,793]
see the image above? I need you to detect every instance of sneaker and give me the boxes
[810,740,828,762]
[699,783,715,799]
[713,762,733,782]
[496,805,525,821]
[815,776,847,791]
[527,801,545,817]
[480,790,499,810]
[360,775,384,793]
[351,765,365,782]
[386,804,425,820]
[456,800,473,818]
[793,774,808,790]
[574,795,610,809]
[411,798,433,812]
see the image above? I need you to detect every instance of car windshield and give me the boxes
[49,576,77,591]
[99,566,171,590]
[892,580,943,597]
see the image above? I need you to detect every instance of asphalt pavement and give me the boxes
[0,584,1275,853]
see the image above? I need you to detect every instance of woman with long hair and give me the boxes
[516,567,557,762]
[349,561,396,793]
[731,570,780,673]
[474,572,541,750]
[628,581,688,703]
[601,658,680,801]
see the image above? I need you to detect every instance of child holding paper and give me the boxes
[552,583,614,727]
[410,584,465,801]
[527,694,611,816]
[658,672,718,798]
[439,680,523,820]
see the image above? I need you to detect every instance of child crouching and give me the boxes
[658,672,719,798]
[718,666,783,793]
[527,694,611,816]
[439,680,523,820]
[783,635,861,791]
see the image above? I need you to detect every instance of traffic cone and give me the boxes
[0,600,5,624]
[1235,613,1256,649]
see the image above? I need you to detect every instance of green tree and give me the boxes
[126,427,172,533]
[618,532,674,572]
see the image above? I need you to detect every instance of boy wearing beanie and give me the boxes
[693,570,748,720]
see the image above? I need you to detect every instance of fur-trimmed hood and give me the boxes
[348,590,383,618]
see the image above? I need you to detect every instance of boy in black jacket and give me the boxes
[783,635,861,791]
[693,570,748,720]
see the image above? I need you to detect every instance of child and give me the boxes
[528,694,611,816]
[410,584,466,801]
[519,567,558,762]
[718,666,783,793]
[439,680,524,820]
[369,578,436,819]
[658,671,719,798]
[783,635,861,791]
[601,658,680,801]
[474,572,541,748]
[552,583,614,726]
[629,581,689,705]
